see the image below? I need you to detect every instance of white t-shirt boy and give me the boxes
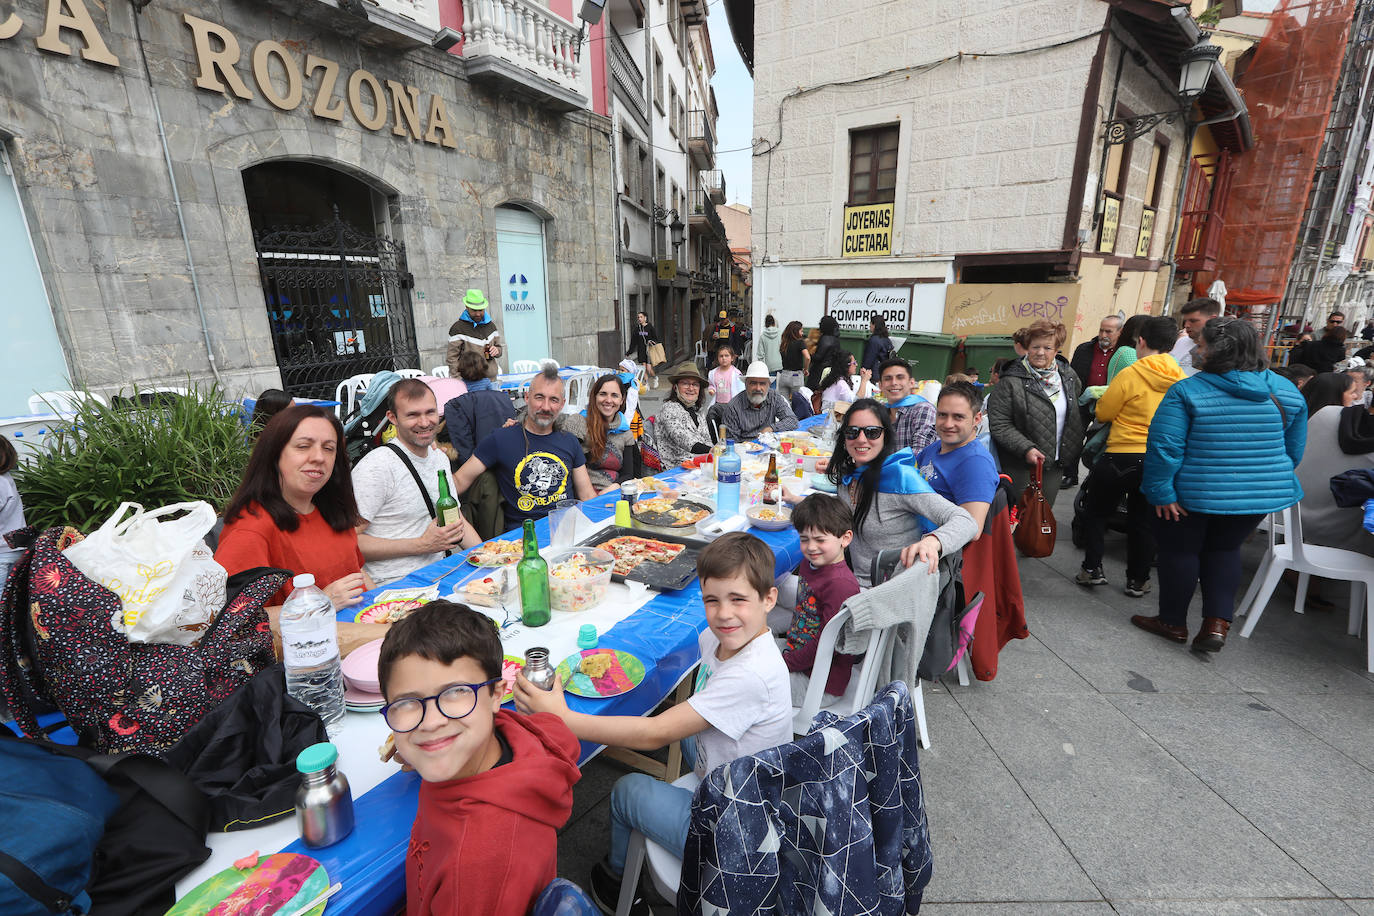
[688,628,793,778]
[352,444,456,585]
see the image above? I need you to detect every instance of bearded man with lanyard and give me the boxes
[876,357,937,453]
[446,289,503,380]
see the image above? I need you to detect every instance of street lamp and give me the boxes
[654,206,685,252]
[1103,36,1222,145]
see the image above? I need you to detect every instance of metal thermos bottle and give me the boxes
[523,647,557,691]
[295,742,354,848]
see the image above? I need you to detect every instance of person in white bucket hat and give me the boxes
[721,361,799,440]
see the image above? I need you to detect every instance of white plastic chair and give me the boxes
[395,368,425,379]
[615,773,698,916]
[511,360,541,374]
[540,358,561,370]
[790,608,929,748]
[694,340,707,369]
[1236,504,1374,671]
[28,390,107,414]
[430,365,450,378]
[563,370,599,414]
[333,373,375,419]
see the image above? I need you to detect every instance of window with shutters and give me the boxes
[848,125,899,206]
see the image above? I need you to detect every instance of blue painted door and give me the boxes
[0,147,69,416]
[494,208,551,367]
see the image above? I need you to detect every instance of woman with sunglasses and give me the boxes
[821,398,977,585]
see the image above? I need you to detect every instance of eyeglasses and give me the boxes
[843,426,884,441]
[380,679,501,733]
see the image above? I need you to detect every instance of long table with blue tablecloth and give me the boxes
[288,483,808,914]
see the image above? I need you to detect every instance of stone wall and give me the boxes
[751,0,1108,264]
[0,0,614,398]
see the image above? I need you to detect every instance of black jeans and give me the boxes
[1149,511,1264,626]
[1081,453,1154,581]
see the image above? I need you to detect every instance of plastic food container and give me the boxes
[545,547,615,612]
[449,566,518,609]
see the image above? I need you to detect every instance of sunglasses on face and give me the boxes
[843,426,884,441]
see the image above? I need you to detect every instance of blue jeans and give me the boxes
[608,736,698,875]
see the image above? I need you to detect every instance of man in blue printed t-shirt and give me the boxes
[451,368,598,527]
[916,381,999,538]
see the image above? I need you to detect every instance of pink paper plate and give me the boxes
[341,637,385,695]
[344,683,384,706]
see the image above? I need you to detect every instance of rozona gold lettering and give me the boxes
[180,12,456,147]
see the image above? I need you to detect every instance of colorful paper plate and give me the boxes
[555,649,645,698]
[357,597,426,624]
[499,654,524,704]
[164,852,329,916]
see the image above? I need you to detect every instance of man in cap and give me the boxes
[446,289,502,380]
[711,309,737,360]
[721,361,798,440]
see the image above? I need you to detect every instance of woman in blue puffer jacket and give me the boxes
[1136,317,1306,652]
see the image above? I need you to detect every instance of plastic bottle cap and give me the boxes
[577,624,598,649]
[296,742,338,773]
[293,573,316,588]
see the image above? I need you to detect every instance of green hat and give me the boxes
[463,289,488,310]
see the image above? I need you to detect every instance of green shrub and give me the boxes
[15,385,252,533]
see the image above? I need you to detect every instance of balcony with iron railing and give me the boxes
[702,169,725,205]
[687,109,714,169]
[688,187,726,241]
[607,25,646,119]
[459,0,586,112]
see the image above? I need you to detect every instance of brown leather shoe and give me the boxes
[1131,614,1188,643]
[1192,616,1230,652]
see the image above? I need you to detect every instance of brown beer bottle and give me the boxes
[762,452,780,505]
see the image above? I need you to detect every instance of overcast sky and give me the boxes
[707,0,753,207]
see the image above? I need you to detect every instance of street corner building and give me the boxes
[0,0,617,412]
[730,0,1253,369]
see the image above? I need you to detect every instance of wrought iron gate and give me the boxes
[255,208,420,400]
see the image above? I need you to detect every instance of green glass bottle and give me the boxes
[517,519,550,627]
[436,471,460,527]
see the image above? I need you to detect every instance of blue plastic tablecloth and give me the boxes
[287,469,806,916]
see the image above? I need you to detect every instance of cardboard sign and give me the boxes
[826,286,912,331]
[942,283,1083,337]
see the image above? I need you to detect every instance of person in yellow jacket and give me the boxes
[1076,316,1186,597]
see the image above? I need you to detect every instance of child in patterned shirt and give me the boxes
[783,494,863,697]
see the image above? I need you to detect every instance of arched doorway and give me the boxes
[244,161,419,399]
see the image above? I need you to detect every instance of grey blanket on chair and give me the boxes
[838,560,942,688]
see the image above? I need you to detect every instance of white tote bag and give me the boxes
[64,501,225,645]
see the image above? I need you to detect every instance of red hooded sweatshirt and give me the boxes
[407,710,581,916]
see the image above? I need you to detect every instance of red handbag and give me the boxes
[0,525,287,754]
[1013,462,1057,558]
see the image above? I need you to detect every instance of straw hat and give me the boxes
[666,362,707,384]
[463,289,488,310]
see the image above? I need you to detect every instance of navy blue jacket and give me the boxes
[444,389,516,466]
[1142,369,1306,514]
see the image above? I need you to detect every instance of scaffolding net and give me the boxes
[1194,0,1356,317]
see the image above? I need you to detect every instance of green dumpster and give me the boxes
[836,330,868,366]
[958,334,1015,384]
[895,332,958,381]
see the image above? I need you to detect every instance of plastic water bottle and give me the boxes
[281,574,346,738]
[716,439,741,518]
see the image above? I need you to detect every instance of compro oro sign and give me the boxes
[826,286,912,331]
[841,203,894,257]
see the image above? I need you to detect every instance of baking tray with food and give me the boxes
[577,526,711,591]
[627,495,714,535]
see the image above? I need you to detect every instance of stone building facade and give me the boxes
[738,0,1248,354]
[0,0,614,412]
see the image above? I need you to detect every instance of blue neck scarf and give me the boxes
[582,409,630,434]
[466,309,492,327]
[840,448,935,495]
[617,371,636,387]
[888,394,924,409]
[465,377,494,392]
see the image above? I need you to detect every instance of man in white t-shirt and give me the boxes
[513,532,792,913]
[1169,296,1221,377]
[352,379,479,585]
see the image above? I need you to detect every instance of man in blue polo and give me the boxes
[446,289,503,380]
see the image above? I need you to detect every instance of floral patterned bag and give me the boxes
[0,525,287,755]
